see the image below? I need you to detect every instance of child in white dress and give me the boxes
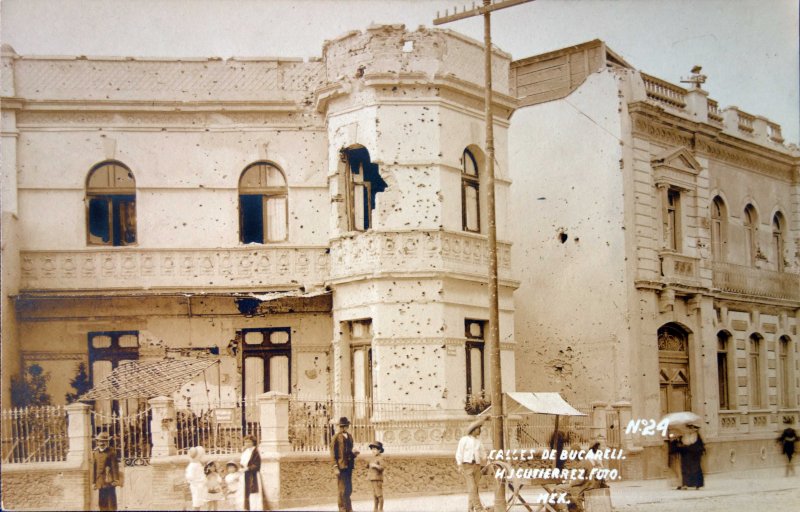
[184,446,206,511]
[204,461,224,511]
[224,460,245,511]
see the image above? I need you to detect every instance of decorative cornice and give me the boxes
[629,103,796,180]
[22,351,85,361]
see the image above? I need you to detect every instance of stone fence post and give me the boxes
[590,401,608,444]
[258,391,291,510]
[65,402,92,466]
[258,391,291,457]
[149,396,177,457]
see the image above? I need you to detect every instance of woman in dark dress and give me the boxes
[671,424,705,489]
[240,435,263,510]
[777,419,797,477]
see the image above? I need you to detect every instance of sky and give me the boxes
[2,0,798,143]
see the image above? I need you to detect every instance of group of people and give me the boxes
[184,435,263,511]
[330,416,386,512]
[90,413,798,512]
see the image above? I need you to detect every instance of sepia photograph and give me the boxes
[0,1,798,510]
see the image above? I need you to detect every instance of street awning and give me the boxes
[481,392,586,417]
[80,358,220,401]
[506,392,586,416]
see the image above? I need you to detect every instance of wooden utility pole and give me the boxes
[434,2,534,511]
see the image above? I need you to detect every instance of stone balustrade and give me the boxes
[19,246,329,291]
[641,73,687,110]
[329,230,513,282]
[712,261,800,301]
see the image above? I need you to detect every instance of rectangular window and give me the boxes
[779,340,790,408]
[241,327,292,421]
[666,189,681,251]
[463,184,480,232]
[465,320,486,397]
[749,338,762,408]
[717,339,729,410]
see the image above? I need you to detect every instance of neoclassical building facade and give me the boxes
[509,40,799,477]
[0,26,517,419]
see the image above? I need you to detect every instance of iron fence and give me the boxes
[174,399,259,455]
[91,407,152,465]
[288,396,433,452]
[1,406,68,464]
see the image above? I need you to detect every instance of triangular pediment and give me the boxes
[651,147,702,176]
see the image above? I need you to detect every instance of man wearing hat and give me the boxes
[456,415,489,512]
[367,441,385,512]
[331,416,359,512]
[92,431,120,511]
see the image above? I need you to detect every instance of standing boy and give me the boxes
[367,441,385,512]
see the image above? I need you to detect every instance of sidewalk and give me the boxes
[281,467,798,511]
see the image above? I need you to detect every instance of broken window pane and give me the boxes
[240,194,264,244]
[344,147,385,231]
[88,197,111,244]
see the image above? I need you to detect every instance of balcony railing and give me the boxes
[659,252,701,288]
[329,230,513,281]
[642,73,687,110]
[19,246,329,292]
[707,99,723,125]
[712,261,800,301]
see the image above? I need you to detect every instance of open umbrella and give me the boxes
[661,411,701,428]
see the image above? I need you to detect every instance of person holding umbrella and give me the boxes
[670,423,705,489]
[777,418,797,477]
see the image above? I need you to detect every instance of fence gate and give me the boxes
[90,406,153,510]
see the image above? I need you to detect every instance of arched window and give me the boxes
[710,196,727,261]
[748,333,765,408]
[239,162,288,243]
[461,148,480,233]
[86,161,137,246]
[773,213,785,271]
[717,331,731,410]
[743,205,757,266]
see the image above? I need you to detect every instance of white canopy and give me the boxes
[481,392,586,417]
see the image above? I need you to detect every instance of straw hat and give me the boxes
[465,415,489,435]
[95,431,110,442]
[188,446,206,460]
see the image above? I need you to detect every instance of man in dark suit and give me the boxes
[92,431,120,511]
[331,416,359,512]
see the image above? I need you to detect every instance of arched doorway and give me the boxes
[658,324,691,415]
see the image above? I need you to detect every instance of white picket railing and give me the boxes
[1,406,68,464]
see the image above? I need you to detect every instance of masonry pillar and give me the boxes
[65,402,92,466]
[611,401,634,450]
[148,396,176,457]
[258,391,290,510]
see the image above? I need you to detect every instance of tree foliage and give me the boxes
[66,362,92,403]
[10,363,52,408]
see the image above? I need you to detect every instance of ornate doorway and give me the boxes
[658,324,691,416]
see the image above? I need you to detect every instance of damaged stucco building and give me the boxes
[0,25,517,421]
[1,23,798,484]
[509,40,800,477]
